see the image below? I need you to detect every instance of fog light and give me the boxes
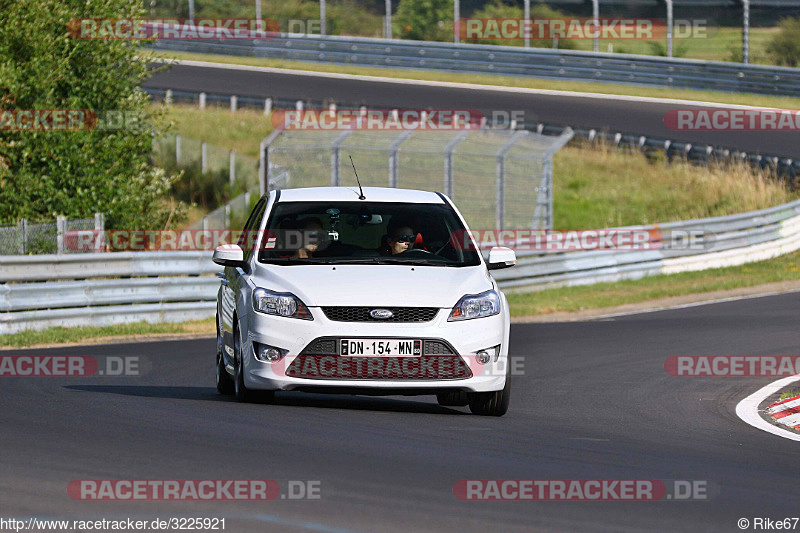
[474,345,501,364]
[253,342,287,362]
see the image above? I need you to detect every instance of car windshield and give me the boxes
[257,201,481,267]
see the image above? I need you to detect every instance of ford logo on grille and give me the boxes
[369,309,393,320]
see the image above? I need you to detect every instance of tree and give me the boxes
[0,0,180,229]
[394,0,452,42]
[766,17,800,67]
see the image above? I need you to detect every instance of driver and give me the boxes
[379,222,416,256]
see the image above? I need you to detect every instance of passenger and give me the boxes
[294,217,325,259]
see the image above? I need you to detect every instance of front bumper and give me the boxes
[242,307,509,393]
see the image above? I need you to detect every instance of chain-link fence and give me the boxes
[152,132,260,195]
[262,127,573,231]
[0,215,104,255]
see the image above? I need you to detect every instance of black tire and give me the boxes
[216,318,234,395]
[233,322,275,404]
[467,378,510,417]
[436,391,469,407]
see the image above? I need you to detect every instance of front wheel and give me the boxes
[216,317,234,395]
[467,378,510,416]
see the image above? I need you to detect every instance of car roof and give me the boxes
[275,187,446,204]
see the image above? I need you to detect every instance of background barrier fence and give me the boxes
[0,215,104,256]
[148,34,800,96]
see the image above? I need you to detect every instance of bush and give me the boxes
[766,17,800,66]
[394,0,453,42]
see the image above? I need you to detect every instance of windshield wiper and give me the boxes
[371,257,448,266]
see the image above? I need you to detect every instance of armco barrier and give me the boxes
[148,34,800,96]
[1,198,800,333]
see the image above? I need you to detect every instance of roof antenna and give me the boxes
[349,155,366,200]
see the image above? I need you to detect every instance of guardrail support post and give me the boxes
[165,89,173,106]
[384,0,392,39]
[18,218,27,255]
[496,130,528,229]
[523,0,530,48]
[175,134,181,166]
[742,0,750,64]
[230,95,238,113]
[230,150,236,187]
[199,92,206,109]
[455,0,461,44]
[591,0,599,53]
[388,130,412,188]
[259,129,283,196]
[666,0,673,58]
[94,213,105,252]
[56,215,66,255]
[444,131,469,199]
[264,98,272,115]
[201,141,207,173]
[320,0,326,36]
[331,131,354,186]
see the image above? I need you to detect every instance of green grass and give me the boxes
[507,247,800,316]
[779,391,800,400]
[149,50,800,110]
[0,318,215,349]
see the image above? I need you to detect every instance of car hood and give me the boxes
[252,264,494,308]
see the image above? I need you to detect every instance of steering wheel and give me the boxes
[398,248,435,257]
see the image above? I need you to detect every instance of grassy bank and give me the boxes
[0,318,215,349]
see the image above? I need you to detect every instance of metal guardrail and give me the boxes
[2,199,800,333]
[148,34,800,96]
[492,198,800,290]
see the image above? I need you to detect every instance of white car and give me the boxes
[213,186,516,416]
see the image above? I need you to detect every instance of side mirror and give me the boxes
[487,246,516,270]
[213,244,246,268]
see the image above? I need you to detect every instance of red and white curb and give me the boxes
[736,375,800,442]
[766,394,800,430]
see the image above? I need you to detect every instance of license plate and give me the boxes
[340,339,421,357]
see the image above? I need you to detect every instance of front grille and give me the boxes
[285,355,472,380]
[321,307,439,323]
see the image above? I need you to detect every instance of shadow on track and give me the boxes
[63,385,467,415]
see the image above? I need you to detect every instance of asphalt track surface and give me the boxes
[3,292,800,532]
[143,63,800,158]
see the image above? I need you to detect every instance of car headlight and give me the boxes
[448,290,501,321]
[253,288,313,320]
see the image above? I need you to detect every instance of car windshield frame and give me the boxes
[256,200,481,268]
